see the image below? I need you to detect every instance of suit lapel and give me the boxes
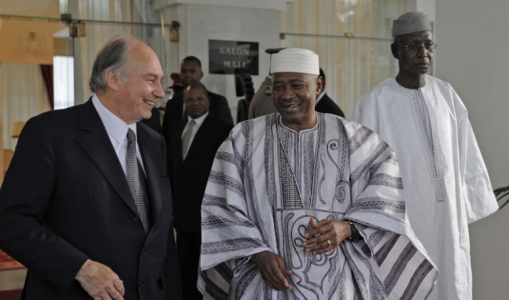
[315,93,327,110]
[173,97,185,122]
[75,100,140,217]
[173,122,186,164]
[137,124,163,222]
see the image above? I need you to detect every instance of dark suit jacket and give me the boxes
[141,106,162,133]
[315,93,345,117]
[168,115,232,233]
[0,100,181,300]
[162,91,233,146]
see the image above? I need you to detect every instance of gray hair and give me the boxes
[89,34,142,93]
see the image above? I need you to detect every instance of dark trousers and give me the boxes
[176,231,202,300]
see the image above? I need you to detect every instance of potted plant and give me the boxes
[495,185,509,209]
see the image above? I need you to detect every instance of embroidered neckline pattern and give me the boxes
[276,114,322,209]
[390,78,445,202]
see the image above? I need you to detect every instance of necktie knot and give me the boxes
[127,128,136,144]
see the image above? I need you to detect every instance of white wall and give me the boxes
[178,4,280,121]
[415,0,435,22]
[435,1,509,299]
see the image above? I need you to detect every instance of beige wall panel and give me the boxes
[0,20,64,64]
[0,0,59,18]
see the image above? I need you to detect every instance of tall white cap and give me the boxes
[270,48,319,75]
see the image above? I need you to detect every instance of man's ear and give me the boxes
[391,43,399,59]
[315,76,324,96]
[199,70,204,80]
[105,70,122,91]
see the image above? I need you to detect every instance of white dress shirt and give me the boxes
[91,95,146,175]
[181,111,209,159]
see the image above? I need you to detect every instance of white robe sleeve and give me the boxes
[200,130,272,271]
[342,121,438,300]
[455,93,498,223]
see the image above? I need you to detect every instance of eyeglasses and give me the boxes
[395,41,437,53]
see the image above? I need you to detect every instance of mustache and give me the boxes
[279,102,300,108]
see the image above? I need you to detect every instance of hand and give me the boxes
[303,218,352,254]
[252,251,293,291]
[75,259,125,300]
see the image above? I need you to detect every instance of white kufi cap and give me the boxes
[270,48,319,75]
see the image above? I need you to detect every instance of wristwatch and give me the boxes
[346,220,360,242]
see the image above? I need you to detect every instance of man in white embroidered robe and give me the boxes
[351,12,498,300]
[199,48,437,300]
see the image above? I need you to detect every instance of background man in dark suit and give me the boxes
[141,106,162,133]
[168,82,232,300]
[315,68,345,117]
[162,56,233,146]
[0,35,181,300]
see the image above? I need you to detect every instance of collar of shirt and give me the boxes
[91,95,144,174]
[181,111,210,158]
[277,112,320,133]
[316,91,325,105]
[187,111,209,128]
[92,95,137,143]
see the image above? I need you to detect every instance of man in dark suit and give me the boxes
[168,82,232,300]
[141,106,162,133]
[162,56,233,146]
[315,68,345,117]
[0,35,181,300]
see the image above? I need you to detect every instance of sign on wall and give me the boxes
[209,39,259,75]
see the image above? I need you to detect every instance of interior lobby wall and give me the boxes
[436,1,509,299]
[173,4,280,122]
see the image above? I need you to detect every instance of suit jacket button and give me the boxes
[134,216,139,222]
[138,281,144,287]
[141,249,146,255]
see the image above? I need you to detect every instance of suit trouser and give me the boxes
[176,231,202,300]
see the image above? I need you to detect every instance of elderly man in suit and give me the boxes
[0,35,181,300]
[168,82,232,300]
[162,56,233,145]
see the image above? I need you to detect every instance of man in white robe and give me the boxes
[199,48,437,299]
[351,12,499,300]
